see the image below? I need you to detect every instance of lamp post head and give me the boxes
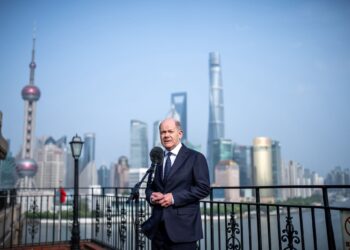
[70,134,84,159]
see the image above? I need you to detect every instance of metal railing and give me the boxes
[0,185,349,249]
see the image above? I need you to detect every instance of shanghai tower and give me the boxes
[207,52,225,183]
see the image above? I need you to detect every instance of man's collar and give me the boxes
[166,142,182,156]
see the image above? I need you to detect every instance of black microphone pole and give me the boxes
[127,147,163,250]
[127,162,157,202]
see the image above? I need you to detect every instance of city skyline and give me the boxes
[1,1,350,177]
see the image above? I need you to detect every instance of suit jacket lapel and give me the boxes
[156,163,165,188]
[165,145,190,182]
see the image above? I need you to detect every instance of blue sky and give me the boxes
[0,0,349,177]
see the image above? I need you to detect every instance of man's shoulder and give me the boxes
[181,144,205,158]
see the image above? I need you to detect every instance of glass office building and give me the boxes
[130,120,149,168]
[211,139,233,172]
[212,139,233,199]
[153,120,161,147]
[98,164,110,187]
[171,92,187,141]
[272,140,282,199]
[233,144,253,197]
[82,133,96,172]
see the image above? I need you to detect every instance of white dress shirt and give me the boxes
[163,142,182,179]
[162,142,182,205]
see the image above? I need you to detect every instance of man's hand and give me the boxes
[150,192,164,204]
[159,193,173,208]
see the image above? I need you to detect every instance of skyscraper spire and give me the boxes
[207,52,225,183]
[29,28,36,85]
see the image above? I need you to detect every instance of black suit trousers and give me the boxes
[151,222,197,250]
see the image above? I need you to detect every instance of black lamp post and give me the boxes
[70,134,84,250]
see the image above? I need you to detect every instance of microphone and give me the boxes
[150,146,164,166]
[128,147,164,203]
[146,147,164,185]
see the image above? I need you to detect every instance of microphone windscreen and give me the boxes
[150,147,164,165]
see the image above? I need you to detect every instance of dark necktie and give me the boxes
[163,152,172,181]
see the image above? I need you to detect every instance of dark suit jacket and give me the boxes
[144,144,210,243]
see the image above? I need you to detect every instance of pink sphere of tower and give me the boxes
[21,85,41,101]
[16,158,38,177]
[29,62,36,69]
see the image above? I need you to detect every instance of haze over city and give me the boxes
[1,0,349,177]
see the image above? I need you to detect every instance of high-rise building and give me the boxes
[130,120,149,168]
[171,92,187,140]
[65,147,75,188]
[16,35,41,188]
[271,140,282,199]
[153,120,161,148]
[302,168,313,197]
[97,164,110,187]
[35,137,67,188]
[211,139,233,199]
[80,133,97,189]
[233,144,253,196]
[326,166,349,185]
[214,160,240,201]
[166,105,181,123]
[282,160,307,199]
[211,139,233,177]
[80,161,98,189]
[281,160,325,200]
[325,166,348,196]
[111,156,130,190]
[166,99,200,151]
[311,171,324,185]
[0,144,16,188]
[207,52,225,183]
[252,137,273,201]
[82,133,95,171]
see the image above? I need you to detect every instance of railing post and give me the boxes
[10,189,15,248]
[52,188,56,244]
[322,186,336,249]
[256,187,262,250]
[210,188,214,250]
[10,189,16,206]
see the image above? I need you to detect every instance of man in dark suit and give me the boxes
[144,118,210,250]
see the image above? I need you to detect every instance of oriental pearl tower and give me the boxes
[16,33,41,188]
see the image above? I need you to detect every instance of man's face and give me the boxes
[160,119,183,151]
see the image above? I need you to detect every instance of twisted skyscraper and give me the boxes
[207,52,225,183]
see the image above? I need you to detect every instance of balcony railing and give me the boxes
[0,185,349,249]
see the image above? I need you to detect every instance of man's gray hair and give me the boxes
[159,118,183,131]
[174,120,182,131]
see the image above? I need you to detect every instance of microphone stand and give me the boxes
[127,163,157,250]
